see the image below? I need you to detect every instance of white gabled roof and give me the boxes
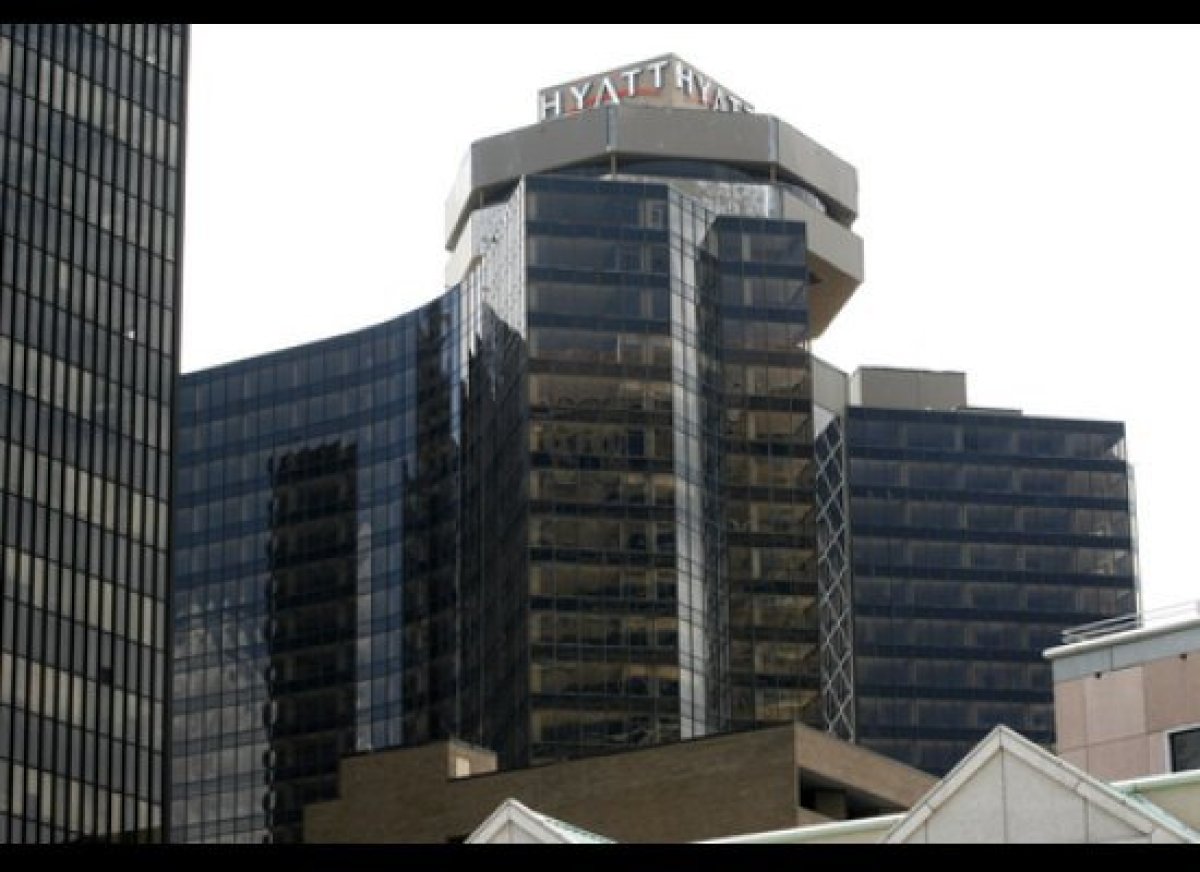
[884,726,1200,844]
[467,798,614,844]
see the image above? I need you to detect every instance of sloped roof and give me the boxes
[467,798,614,844]
[884,726,1200,844]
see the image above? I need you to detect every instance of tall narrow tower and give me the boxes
[0,24,188,842]
[443,54,864,764]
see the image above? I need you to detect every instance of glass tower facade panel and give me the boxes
[0,24,187,842]
[525,177,688,759]
[521,175,817,763]
[706,214,816,732]
[173,314,431,843]
[846,407,1137,774]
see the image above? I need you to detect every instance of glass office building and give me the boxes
[0,25,188,841]
[173,61,868,841]
[843,368,1137,775]
[173,301,463,843]
[522,178,815,756]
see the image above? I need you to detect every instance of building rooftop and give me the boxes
[1052,599,1200,649]
[692,728,1200,844]
[468,799,614,844]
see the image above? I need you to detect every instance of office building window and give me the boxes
[1169,727,1200,773]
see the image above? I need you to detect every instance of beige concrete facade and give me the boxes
[1048,612,1200,780]
[849,366,968,411]
[303,723,934,843]
[1116,769,1200,832]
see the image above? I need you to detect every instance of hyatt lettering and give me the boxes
[539,57,755,120]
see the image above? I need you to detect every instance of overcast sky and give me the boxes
[181,24,1199,612]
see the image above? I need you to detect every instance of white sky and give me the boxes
[182,24,1200,612]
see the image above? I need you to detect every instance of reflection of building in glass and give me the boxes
[837,367,1138,775]
[265,442,359,843]
[0,24,188,842]
[173,313,431,844]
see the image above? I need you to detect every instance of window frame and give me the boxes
[1166,723,1200,773]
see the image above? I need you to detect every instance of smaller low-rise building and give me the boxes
[1046,600,1200,780]
[303,723,934,843]
[468,727,1200,844]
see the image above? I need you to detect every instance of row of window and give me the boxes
[528,565,677,600]
[2,567,165,661]
[1,36,183,166]
[526,187,666,230]
[0,340,171,456]
[3,292,176,398]
[4,218,179,308]
[855,687,1049,730]
[531,453,811,495]
[852,459,1128,498]
[0,707,163,786]
[854,577,1130,614]
[1,392,170,512]
[3,24,184,84]
[2,497,169,603]
[180,399,416,462]
[185,346,421,414]
[1,757,160,842]
[530,517,677,553]
[2,442,168,549]
[854,536,1133,574]
[853,499,1131,536]
[850,417,1125,458]
[856,631,1062,683]
[2,121,181,225]
[0,655,162,760]
[530,708,681,746]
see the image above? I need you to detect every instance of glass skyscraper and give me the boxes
[170,53,1139,840]
[0,24,187,842]
[172,55,867,842]
[174,312,435,843]
[840,368,1137,775]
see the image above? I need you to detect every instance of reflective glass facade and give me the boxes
[524,176,816,759]
[0,24,187,841]
[847,408,1137,774]
[174,170,822,841]
[174,307,451,843]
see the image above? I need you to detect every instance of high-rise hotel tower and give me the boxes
[171,52,1137,843]
[171,54,864,842]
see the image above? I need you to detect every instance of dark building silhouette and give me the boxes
[0,24,188,841]
[838,367,1137,775]
[264,441,359,843]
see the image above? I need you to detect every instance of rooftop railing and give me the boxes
[1060,599,1200,645]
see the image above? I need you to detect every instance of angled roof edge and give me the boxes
[467,798,614,844]
[884,725,1200,844]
